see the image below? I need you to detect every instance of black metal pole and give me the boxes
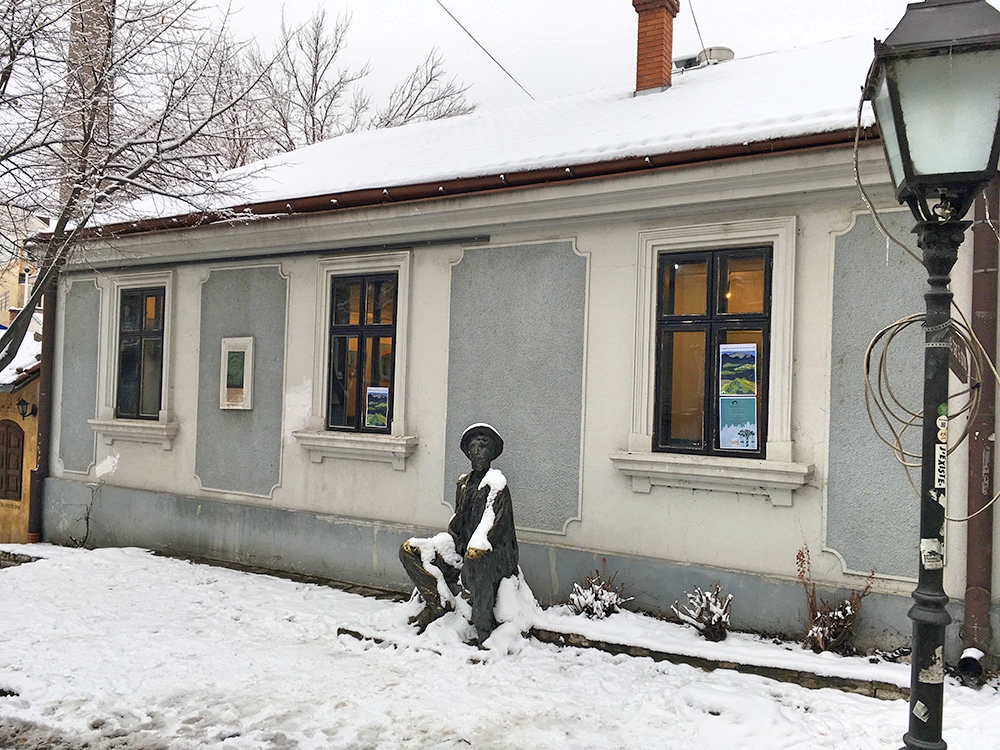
[27,277,56,543]
[902,219,967,750]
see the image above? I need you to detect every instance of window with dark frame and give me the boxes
[116,287,165,420]
[327,273,397,432]
[654,247,772,458]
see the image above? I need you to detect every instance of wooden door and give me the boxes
[0,419,25,501]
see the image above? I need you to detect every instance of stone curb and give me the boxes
[530,627,910,701]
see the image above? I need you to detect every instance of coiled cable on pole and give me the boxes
[864,305,1000,522]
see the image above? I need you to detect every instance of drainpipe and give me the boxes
[26,279,55,542]
[962,182,998,675]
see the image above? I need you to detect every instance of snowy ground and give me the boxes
[1,545,998,749]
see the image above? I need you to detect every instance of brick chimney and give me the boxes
[633,0,681,93]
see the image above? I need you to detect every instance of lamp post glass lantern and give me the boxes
[864,2,1000,749]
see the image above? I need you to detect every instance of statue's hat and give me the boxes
[460,423,503,459]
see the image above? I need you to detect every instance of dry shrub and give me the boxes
[797,545,873,654]
[569,570,632,619]
[671,581,733,641]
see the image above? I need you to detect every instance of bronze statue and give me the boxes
[399,423,518,641]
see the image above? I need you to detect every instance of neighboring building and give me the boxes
[39,2,999,655]
[0,327,41,542]
[0,208,47,324]
[0,207,47,543]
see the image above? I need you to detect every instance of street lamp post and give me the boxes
[864,2,1000,748]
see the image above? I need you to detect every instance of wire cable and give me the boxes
[688,0,708,59]
[851,74,922,265]
[862,308,1000,523]
[433,0,535,101]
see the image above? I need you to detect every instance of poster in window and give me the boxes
[720,397,757,450]
[365,387,389,428]
[719,342,758,450]
[719,342,757,395]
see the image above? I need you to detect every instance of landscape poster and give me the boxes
[718,343,758,450]
[719,342,757,396]
[365,387,390,428]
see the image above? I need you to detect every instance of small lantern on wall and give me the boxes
[16,398,36,420]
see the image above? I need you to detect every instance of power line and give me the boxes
[433,0,535,101]
[688,0,708,57]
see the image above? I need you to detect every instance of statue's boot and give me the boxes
[407,603,449,633]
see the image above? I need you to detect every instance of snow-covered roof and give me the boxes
[233,34,874,202]
[117,33,877,225]
[0,327,41,390]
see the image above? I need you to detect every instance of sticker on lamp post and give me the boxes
[719,343,757,450]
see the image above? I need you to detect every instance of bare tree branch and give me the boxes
[371,49,477,130]
[0,0,264,371]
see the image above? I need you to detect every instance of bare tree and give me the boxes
[0,0,262,370]
[249,8,370,153]
[241,9,477,158]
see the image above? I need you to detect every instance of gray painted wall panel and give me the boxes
[827,212,925,577]
[196,267,286,495]
[446,242,587,532]
[43,476,961,653]
[58,280,101,472]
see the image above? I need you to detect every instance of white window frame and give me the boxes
[610,217,812,505]
[291,251,417,469]
[89,270,179,450]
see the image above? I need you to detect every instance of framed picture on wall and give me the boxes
[220,337,254,410]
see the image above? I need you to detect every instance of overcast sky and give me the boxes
[219,1,968,111]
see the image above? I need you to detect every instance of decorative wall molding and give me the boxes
[292,429,418,471]
[610,450,813,506]
[89,418,179,450]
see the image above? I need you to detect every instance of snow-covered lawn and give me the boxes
[1,545,997,749]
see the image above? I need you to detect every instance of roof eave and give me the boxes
[85,126,879,240]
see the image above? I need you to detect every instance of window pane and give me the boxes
[658,329,706,447]
[719,255,766,314]
[117,338,140,417]
[363,336,394,388]
[362,336,392,430]
[143,293,163,331]
[120,294,142,332]
[139,339,163,418]
[332,280,361,326]
[660,259,707,316]
[366,278,395,325]
[328,335,359,428]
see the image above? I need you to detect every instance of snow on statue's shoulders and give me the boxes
[478,468,507,495]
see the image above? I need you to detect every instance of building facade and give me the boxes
[37,15,1000,656]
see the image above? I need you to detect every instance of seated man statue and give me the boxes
[399,423,518,641]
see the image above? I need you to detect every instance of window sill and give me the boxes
[609,450,813,506]
[292,429,418,471]
[89,418,180,451]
